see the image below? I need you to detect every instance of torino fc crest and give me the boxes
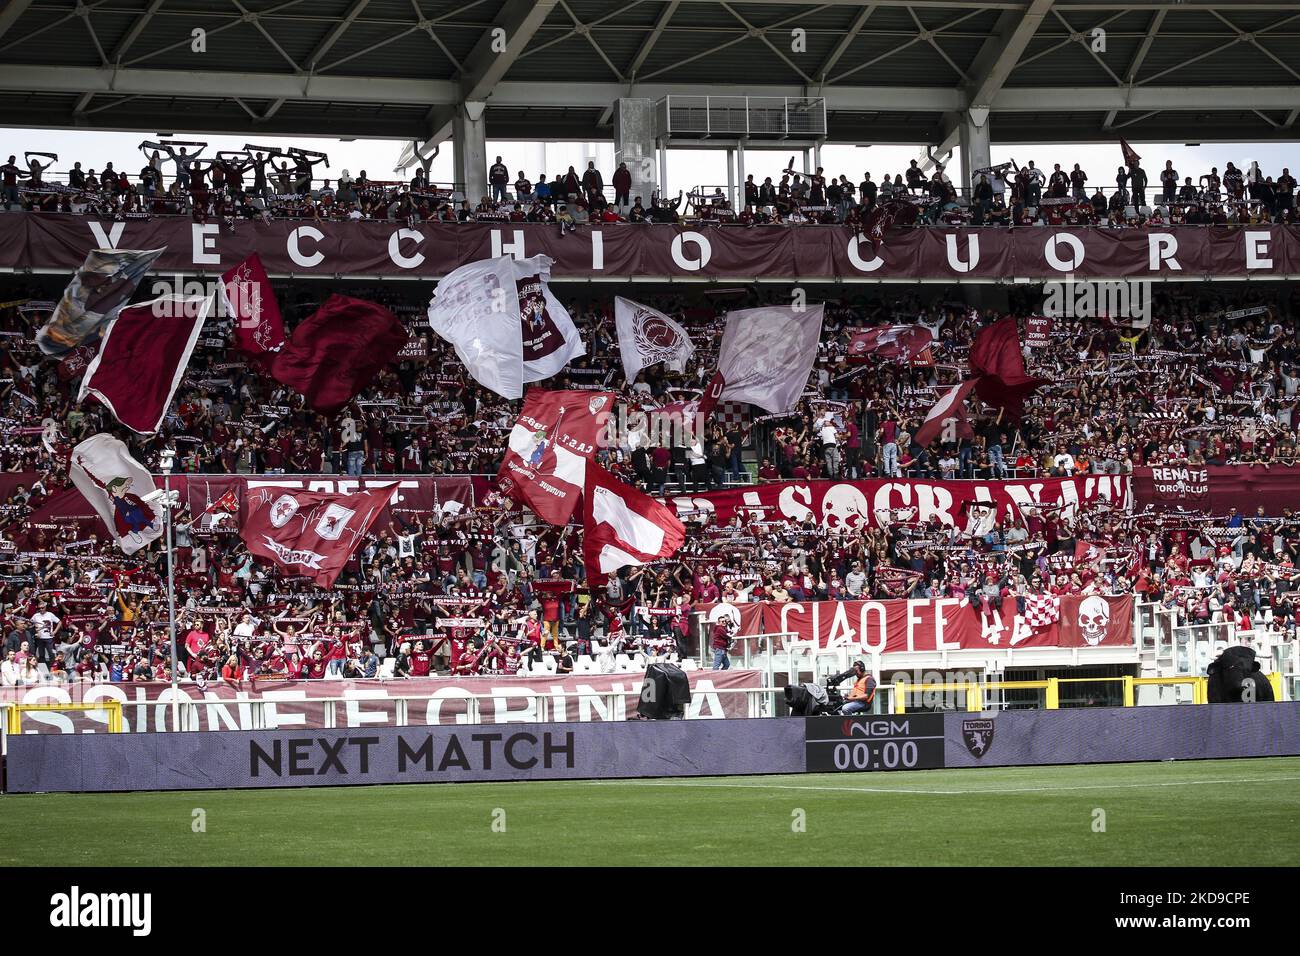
[961,718,995,758]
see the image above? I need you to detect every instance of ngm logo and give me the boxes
[49,886,151,936]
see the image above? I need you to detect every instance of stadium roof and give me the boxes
[0,0,1298,148]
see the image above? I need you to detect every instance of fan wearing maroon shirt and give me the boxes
[410,640,432,677]
[538,589,564,650]
[300,647,328,679]
[692,573,720,604]
[448,634,477,675]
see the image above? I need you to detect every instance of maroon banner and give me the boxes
[671,476,1131,530]
[1133,464,1299,514]
[1140,465,1210,508]
[716,595,1133,652]
[1024,315,1052,348]
[7,214,1300,281]
[0,668,763,731]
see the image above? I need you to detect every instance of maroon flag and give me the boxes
[582,461,686,584]
[79,295,209,435]
[240,486,389,588]
[57,344,98,382]
[267,294,408,415]
[847,325,934,364]
[913,378,978,448]
[1075,540,1105,567]
[222,254,285,356]
[863,199,920,249]
[1120,139,1141,168]
[497,389,613,526]
[969,317,1049,420]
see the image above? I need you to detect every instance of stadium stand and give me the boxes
[2,272,1298,688]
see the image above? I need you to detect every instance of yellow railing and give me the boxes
[889,675,1237,713]
[4,701,123,735]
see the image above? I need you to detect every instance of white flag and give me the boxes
[717,303,824,415]
[70,434,166,555]
[614,296,695,382]
[428,254,584,399]
[427,256,525,399]
[514,255,585,384]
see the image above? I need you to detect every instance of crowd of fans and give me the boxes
[3,145,1298,228]
[2,275,1299,687]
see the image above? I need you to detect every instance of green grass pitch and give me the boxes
[5,757,1298,866]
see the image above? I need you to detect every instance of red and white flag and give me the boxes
[717,304,823,415]
[240,486,389,588]
[1021,594,1060,632]
[222,253,285,356]
[913,378,978,448]
[582,461,686,583]
[1075,540,1105,567]
[496,389,613,526]
[197,488,239,521]
[79,294,210,435]
[614,296,694,382]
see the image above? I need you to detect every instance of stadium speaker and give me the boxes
[637,663,691,719]
[1206,645,1276,703]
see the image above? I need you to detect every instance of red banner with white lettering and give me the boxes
[708,595,1133,652]
[672,476,1132,530]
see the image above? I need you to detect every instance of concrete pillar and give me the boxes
[736,142,747,209]
[725,147,735,209]
[452,103,488,204]
[614,97,659,206]
[959,107,992,198]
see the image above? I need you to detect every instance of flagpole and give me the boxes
[161,451,179,733]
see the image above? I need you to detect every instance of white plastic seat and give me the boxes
[615,653,637,673]
[680,658,699,671]
[574,654,596,674]
[378,658,397,679]
[540,654,558,675]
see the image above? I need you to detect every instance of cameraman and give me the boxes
[830,661,877,714]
